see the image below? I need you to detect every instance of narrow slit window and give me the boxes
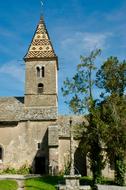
[41,67,45,77]
[38,83,44,94]
[37,67,40,77]
[0,147,3,161]
[38,143,41,149]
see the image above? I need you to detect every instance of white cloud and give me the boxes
[61,32,112,52]
[0,60,25,82]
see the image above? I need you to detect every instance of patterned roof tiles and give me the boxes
[24,16,56,60]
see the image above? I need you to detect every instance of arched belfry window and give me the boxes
[41,66,45,77]
[36,66,45,78]
[36,67,41,77]
[0,146,3,162]
[38,83,44,94]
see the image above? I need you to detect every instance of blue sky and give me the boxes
[0,0,126,114]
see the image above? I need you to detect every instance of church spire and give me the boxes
[24,16,57,61]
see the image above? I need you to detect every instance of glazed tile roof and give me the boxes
[24,16,56,60]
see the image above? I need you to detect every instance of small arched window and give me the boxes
[41,67,45,77]
[0,146,3,162]
[36,67,41,77]
[38,83,44,94]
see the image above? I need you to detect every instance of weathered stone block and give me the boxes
[48,125,58,146]
[64,175,81,190]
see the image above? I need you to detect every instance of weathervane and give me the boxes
[40,0,46,15]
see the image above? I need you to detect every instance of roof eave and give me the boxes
[23,56,59,70]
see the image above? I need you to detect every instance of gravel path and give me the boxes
[17,180,24,190]
[97,185,126,190]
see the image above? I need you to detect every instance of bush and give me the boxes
[0,164,31,175]
[115,158,126,186]
[80,176,114,186]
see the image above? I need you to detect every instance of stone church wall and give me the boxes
[58,138,70,172]
[0,120,56,172]
[57,115,115,178]
[0,117,115,178]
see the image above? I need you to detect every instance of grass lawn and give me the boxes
[25,175,115,190]
[0,180,18,190]
[25,176,64,190]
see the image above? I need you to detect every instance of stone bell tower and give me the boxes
[24,16,58,108]
[23,16,59,174]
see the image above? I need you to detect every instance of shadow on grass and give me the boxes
[24,186,43,190]
[32,176,64,184]
[41,176,65,185]
[80,176,115,186]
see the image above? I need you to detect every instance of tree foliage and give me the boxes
[62,49,101,114]
[96,56,126,96]
[62,50,126,186]
[96,57,126,185]
[62,49,105,188]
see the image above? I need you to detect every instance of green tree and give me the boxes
[96,57,126,185]
[62,49,105,188]
[62,49,101,113]
[101,95,126,185]
[96,56,126,96]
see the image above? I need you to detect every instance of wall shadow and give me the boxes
[31,129,48,175]
[74,145,87,176]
